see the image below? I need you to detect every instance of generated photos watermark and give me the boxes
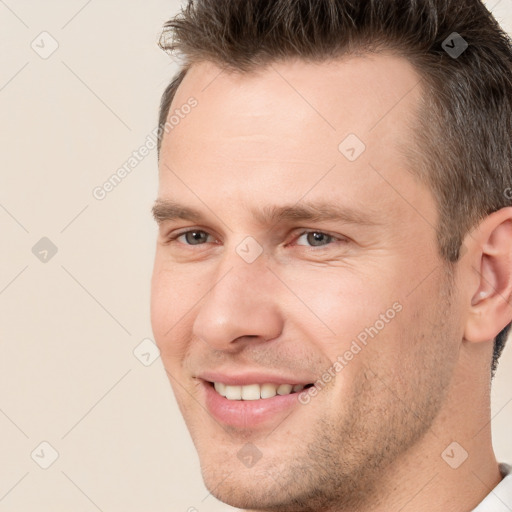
[298,301,403,404]
[92,97,198,201]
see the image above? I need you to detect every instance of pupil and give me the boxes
[188,231,206,244]
[309,232,329,246]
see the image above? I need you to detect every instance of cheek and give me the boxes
[150,266,171,339]
[284,267,400,352]
[150,263,194,362]
[362,271,455,378]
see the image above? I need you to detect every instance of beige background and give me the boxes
[0,1,511,510]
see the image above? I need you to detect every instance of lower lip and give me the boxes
[202,381,303,429]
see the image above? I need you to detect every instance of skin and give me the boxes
[151,54,512,511]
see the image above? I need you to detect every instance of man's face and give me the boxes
[151,55,463,510]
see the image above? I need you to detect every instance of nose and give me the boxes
[192,257,284,351]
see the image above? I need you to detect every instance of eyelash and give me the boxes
[165,228,347,249]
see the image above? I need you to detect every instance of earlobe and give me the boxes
[464,208,512,343]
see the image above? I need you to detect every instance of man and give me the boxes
[150,0,512,510]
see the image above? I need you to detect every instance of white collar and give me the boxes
[471,463,512,511]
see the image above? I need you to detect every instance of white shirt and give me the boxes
[471,463,512,511]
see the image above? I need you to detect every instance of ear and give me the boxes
[464,207,512,343]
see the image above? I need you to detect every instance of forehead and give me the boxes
[158,54,435,230]
[165,53,422,153]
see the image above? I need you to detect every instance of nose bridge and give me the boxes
[192,250,283,350]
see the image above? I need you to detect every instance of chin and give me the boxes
[201,467,281,510]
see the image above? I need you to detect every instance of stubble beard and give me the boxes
[198,273,458,511]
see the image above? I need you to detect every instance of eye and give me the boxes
[294,231,339,247]
[168,229,215,245]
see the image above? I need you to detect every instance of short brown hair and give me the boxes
[157,0,512,376]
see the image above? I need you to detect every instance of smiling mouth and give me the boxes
[209,381,314,401]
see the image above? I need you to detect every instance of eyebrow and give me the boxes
[152,199,381,228]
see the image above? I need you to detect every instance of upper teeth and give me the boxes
[214,382,305,400]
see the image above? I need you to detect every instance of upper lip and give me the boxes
[197,370,315,386]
